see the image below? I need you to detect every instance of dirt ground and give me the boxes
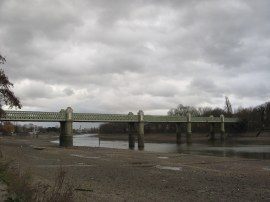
[0,135,270,202]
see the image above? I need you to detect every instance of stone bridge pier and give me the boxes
[59,107,73,147]
[137,110,145,149]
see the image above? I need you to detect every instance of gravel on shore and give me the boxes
[0,135,270,202]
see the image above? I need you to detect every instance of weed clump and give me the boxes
[0,160,74,202]
[41,168,74,202]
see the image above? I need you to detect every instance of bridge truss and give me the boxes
[0,110,239,123]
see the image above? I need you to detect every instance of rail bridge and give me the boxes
[0,107,240,148]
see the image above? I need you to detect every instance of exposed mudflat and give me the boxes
[0,135,270,202]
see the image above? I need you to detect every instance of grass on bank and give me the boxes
[0,152,74,202]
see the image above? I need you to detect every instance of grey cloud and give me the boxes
[1,0,270,113]
[0,0,82,38]
[188,77,224,98]
[15,81,55,100]
[225,74,270,99]
[63,88,74,96]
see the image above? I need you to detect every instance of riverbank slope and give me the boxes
[0,135,269,201]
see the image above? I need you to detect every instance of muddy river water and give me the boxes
[52,134,270,160]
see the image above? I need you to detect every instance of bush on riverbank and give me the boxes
[0,154,74,202]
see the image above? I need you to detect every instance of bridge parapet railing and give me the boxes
[144,115,186,122]
[145,115,240,123]
[73,113,138,122]
[192,117,220,123]
[224,117,240,123]
[0,111,65,122]
[0,110,241,123]
[192,116,240,123]
[73,113,241,123]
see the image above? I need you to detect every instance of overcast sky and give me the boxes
[1,0,270,115]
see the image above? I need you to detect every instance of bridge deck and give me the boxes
[0,110,240,123]
[0,111,65,122]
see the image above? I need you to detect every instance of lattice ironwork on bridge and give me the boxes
[0,111,65,122]
[224,117,240,123]
[144,115,186,122]
[144,115,239,123]
[73,113,138,122]
[0,110,240,123]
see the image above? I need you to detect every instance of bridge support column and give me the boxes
[59,107,73,147]
[138,110,144,149]
[60,121,65,136]
[128,121,135,149]
[186,113,192,144]
[209,115,215,140]
[176,123,181,144]
[220,114,225,140]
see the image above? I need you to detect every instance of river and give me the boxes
[52,134,270,160]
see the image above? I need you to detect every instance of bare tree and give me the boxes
[168,104,199,116]
[225,96,233,116]
[0,54,22,114]
[0,55,6,64]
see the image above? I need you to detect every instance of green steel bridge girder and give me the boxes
[0,111,66,122]
[0,110,240,123]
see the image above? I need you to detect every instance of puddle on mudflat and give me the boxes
[71,154,100,159]
[262,167,270,171]
[52,134,270,160]
[156,165,182,171]
[157,157,169,159]
[36,164,96,168]
[130,162,154,167]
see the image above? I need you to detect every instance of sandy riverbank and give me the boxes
[0,135,270,201]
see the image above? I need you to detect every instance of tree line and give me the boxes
[100,100,270,134]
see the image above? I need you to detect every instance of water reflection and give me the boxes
[51,134,270,160]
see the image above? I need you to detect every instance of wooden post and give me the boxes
[176,122,181,144]
[138,110,144,149]
[220,114,225,140]
[186,113,192,144]
[209,115,215,140]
